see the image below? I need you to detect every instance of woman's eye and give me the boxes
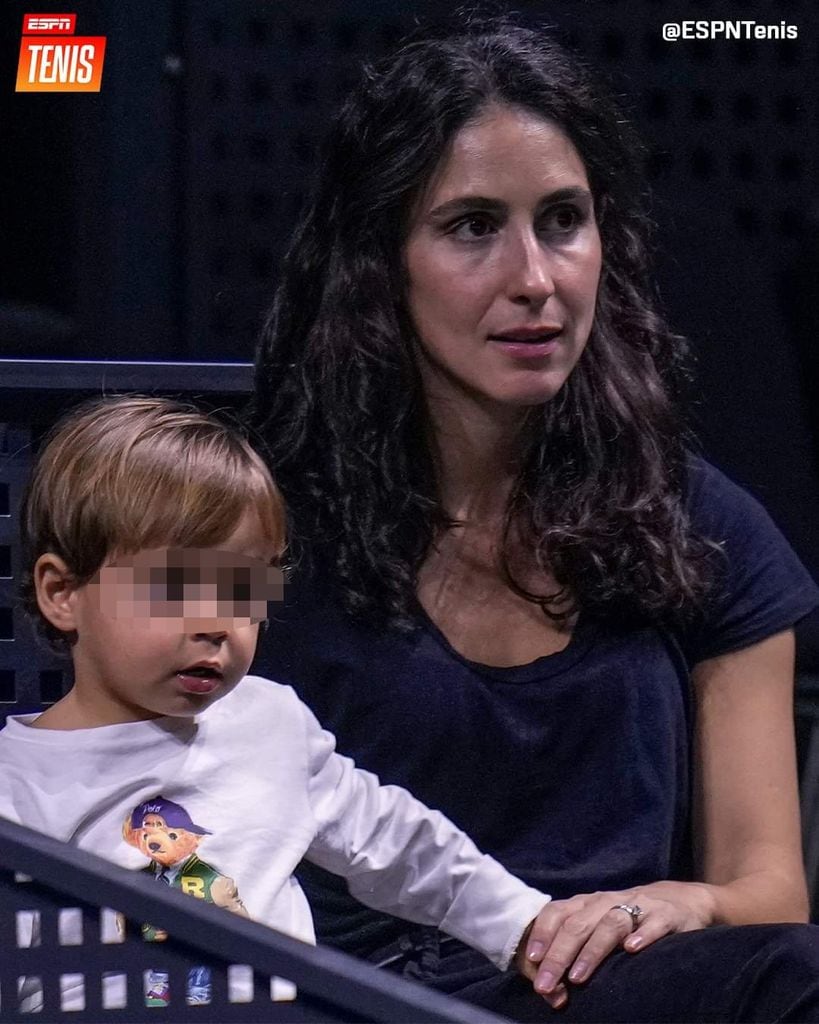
[542,205,583,234]
[449,215,496,240]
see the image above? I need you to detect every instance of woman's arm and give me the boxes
[693,628,808,922]
[520,629,809,998]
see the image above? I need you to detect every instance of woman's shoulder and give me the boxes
[679,452,819,662]
[682,453,771,530]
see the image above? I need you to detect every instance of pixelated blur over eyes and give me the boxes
[92,549,286,627]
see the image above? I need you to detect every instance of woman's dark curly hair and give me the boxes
[251,19,715,629]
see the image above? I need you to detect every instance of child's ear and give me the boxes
[34,553,82,634]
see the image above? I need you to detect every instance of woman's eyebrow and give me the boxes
[427,196,504,220]
[542,186,593,204]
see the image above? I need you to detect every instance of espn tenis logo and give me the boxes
[16,13,106,92]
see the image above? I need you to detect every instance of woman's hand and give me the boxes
[516,881,715,1003]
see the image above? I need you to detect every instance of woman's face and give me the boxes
[405,104,602,412]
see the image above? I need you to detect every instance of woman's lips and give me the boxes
[489,334,561,358]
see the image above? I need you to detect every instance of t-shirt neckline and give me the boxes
[414,602,598,683]
[1,711,192,746]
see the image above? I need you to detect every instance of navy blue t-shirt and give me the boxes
[253,458,819,956]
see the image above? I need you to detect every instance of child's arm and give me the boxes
[299,699,550,974]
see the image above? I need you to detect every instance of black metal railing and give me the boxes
[0,817,507,1023]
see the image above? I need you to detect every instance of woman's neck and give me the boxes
[425,387,527,523]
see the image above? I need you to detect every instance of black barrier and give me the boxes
[0,817,508,1023]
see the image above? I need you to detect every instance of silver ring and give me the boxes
[611,903,643,931]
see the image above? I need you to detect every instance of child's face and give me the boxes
[59,512,283,725]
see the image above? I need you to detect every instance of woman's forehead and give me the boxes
[418,105,590,212]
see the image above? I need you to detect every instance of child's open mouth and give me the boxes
[176,663,224,695]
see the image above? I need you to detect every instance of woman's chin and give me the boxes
[490,379,570,408]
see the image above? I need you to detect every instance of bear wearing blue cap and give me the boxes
[123,795,248,940]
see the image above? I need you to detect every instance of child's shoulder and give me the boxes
[210,674,307,722]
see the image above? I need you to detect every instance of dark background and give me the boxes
[1,0,817,592]
[2,0,819,917]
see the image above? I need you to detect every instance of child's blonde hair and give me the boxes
[21,396,287,651]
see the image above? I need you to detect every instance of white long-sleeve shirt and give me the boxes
[0,675,549,994]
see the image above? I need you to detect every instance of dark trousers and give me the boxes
[381,924,819,1023]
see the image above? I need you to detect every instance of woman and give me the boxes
[251,21,819,1022]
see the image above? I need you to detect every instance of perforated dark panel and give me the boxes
[0,423,70,709]
[179,0,436,360]
[174,1,817,369]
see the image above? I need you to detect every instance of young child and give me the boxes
[0,396,558,1012]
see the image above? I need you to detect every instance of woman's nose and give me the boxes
[506,230,554,306]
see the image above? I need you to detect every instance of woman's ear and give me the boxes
[34,553,81,635]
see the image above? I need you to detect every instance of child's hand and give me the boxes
[514,912,569,1010]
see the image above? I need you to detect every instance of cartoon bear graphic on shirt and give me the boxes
[123,795,248,941]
